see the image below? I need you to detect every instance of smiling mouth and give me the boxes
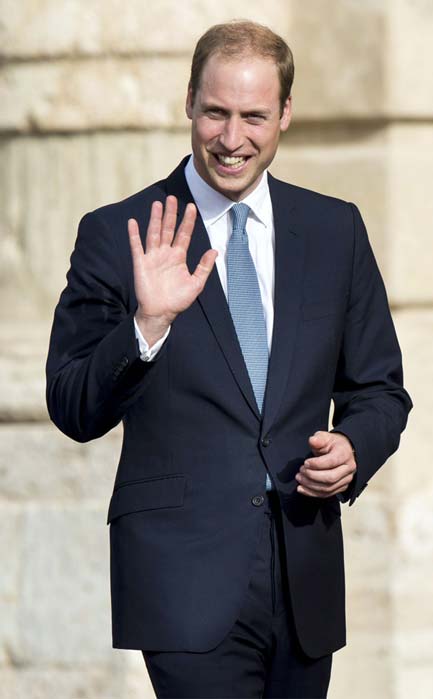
[215,154,249,169]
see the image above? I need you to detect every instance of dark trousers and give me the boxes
[143,491,332,698]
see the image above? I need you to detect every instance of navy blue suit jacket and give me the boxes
[46,157,412,658]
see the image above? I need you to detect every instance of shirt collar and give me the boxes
[184,155,271,228]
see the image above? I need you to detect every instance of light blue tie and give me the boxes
[227,203,273,491]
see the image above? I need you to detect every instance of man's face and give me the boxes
[185,53,292,201]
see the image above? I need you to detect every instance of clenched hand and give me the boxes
[296,431,357,498]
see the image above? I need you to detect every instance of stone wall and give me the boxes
[1,1,432,697]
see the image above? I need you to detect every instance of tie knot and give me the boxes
[230,203,250,232]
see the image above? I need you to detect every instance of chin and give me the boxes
[214,182,246,200]
[211,172,252,196]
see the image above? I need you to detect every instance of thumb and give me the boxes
[192,249,218,292]
[308,431,331,454]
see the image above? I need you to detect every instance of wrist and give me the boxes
[134,312,171,347]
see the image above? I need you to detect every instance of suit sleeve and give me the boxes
[331,203,412,505]
[46,211,166,442]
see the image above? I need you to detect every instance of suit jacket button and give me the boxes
[252,495,265,507]
[261,437,271,447]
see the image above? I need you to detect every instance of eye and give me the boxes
[205,108,226,119]
[246,114,266,124]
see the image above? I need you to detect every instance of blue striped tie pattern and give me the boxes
[227,203,273,491]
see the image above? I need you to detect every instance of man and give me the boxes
[46,20,412,699]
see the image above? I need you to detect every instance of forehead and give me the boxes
[198,53,280,107]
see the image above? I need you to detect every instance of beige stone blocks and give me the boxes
[389,309,433,696]
[0,423,121,500]
[391,493,433,698]
[0,0,290,58]
[0,134,190,307]
[0,662,154,699]
[291,0,433,120]
[0,321,51,421]
[386,0,433,118]
[0,505,23,666]
[386,124,433,304]
[0,0,101,58]
[290,1,387,120]
[392,310,432,498]
[332,636,392,699]
[17,505,111,663]
[1,58,191,133]
[331,491,393,698]
[0,423,137,697]
[0,425,122,667]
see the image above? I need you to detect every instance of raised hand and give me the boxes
[128,195,218,346]
[295,431,357,498]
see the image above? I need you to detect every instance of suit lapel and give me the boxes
[166,161,260,420]
[262,175,306,435]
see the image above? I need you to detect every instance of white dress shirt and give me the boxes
[135,156,275,358]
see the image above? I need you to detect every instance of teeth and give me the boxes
[217,155,246,167]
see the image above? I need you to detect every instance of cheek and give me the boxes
[194,119,222,146]
[262,123,281,144]
[246,126,279,155]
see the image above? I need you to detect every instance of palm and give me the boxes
[128,196,217,326]
[136,245,205,318]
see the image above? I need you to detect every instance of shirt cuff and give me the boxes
[134,318,171,362]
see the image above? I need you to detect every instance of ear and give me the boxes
[280,96,292,132]
[185,84,194,120]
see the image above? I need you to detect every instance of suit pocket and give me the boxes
[107,474,186,524]
[302,300,339,321]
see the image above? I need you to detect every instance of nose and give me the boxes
[219,116,244,152]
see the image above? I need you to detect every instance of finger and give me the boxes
[297,473,353,498]
[303,452,342,470]
[309,431,332,455]
[172,203,197,252]
[146,201,163,252]
[191,249,218,292]
[297,485,321,498]
[128,218,145,277]
[297,464,354,489]
[160,195,178,246]
[304,438,354,469]
[295,468,354,492]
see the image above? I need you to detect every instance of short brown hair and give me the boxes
[189,20,294,114]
